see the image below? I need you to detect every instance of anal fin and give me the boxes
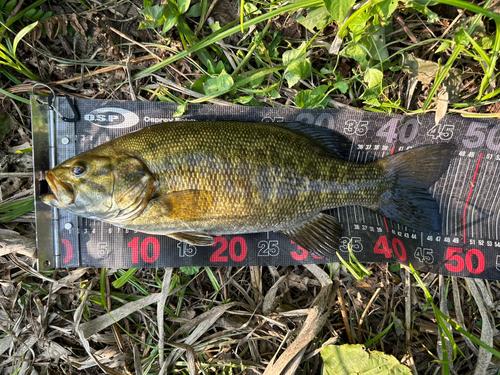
[168,232,215,246]
[279,213,343,257]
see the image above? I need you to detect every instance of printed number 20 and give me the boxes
[210,237,247,262]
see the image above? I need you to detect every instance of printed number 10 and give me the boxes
[129,237,160,263]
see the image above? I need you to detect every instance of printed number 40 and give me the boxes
[374,236,406,261]
[376,119,419,144]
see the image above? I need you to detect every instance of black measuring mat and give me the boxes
[32,98,500,279]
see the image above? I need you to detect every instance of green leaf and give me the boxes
[13,21,38,57]
[333,81,349,93]
[364,21,389,61]
[454,28,469,47]
[324,0,356,24]
[215,60,225,74]
[112,269,139,288]
[209,21,221,31]
[234,95,254,104]
[406,1,439,23]
[321,344,412,375]
[173,102,187,117]
[297,6,333,32]
[5,0,16,13]
[215,71,234,91]
[25,9,36,18]
[375,0,398,20]
[479,36,493,50]
[178,0,190,14]
[363,97,381,106]
[40,10,52,21]
[32,9,46,21]
[190,74,208,94]
[162,13,178,34]
[436,40,451,53]
[295,85,329,108]
[348,8,371,36]
[340,43,368,69]
[243,2,261,15]
[390,263,401,272]
[139,5,165,30]
[180,266,200,275]
[204,70,234,95]
[269,89,281,99]
[15,147,32,153]
[284,58,311,87]
[248,72,265,88]
[185,2,202,17]
[282,42,307,66]
[364,68,383,88]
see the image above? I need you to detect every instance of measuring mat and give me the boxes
[31,94,500,279]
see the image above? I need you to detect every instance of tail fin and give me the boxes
[377,144,456,232]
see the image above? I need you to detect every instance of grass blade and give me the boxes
[112,269,139,288]
[13,21,38,57]
[132,0,323,80]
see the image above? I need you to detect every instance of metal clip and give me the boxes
[32,83,80,122]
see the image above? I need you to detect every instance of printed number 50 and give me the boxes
[444,247,484,274]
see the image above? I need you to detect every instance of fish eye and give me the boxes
[71,165,85,177]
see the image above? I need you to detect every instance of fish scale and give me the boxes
[110,121,381,231]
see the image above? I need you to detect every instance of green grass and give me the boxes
[3,0,500,374]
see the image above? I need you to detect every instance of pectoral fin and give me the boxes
[159,189,214,221]
[168,232,215,246]
[279,213,343,257]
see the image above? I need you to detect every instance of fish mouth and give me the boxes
[41,170,75,207]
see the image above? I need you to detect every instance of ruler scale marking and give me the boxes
[463,154,482,244]
[473,161,488,240]
[32,99,500,279]
[484,162,499,239]
[446,159,461,236]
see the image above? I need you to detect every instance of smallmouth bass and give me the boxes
[42,121,455,256]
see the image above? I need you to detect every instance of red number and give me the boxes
[229,237,247,261]
[445,247,465,272]
[210,237,228,262]
[374,236,392,258]
[290,241,309,260]
[61,239,73,264]
[445,247,485,274]
[129,237,160,264]
[141,237,160,263]
[129,237,139,263]
[210,237,248,262]
[290,241,324,260]
[466,249,485,274]
[392,238,406,261]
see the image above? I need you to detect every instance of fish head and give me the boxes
[42,153,157,223]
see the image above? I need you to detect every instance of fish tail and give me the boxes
[377,143,456,232]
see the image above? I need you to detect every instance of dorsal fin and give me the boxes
[275,122,354,159]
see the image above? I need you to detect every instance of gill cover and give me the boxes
[108,156,158,223]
